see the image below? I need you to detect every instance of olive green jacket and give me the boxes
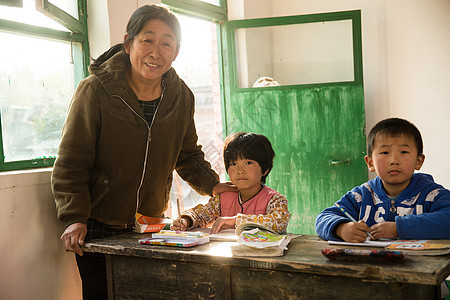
[52,50,219,228]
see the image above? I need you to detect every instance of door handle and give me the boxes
[329,159,351,166]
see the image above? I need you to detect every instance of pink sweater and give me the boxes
[220,186,277,216]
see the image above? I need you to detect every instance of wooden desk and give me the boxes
[83,233,450,299]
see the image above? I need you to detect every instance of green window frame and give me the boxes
[221,10,363,94]
[163,0,227,21]
[0,0,89,171]
[162,0,228,139]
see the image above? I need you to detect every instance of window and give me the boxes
[234,20,354,88]
[162,0,227,217]
[163,0,226,22]
[224,11,363,91]
[0,0,88,171]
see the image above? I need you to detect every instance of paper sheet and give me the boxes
[189,228,238,242]
[328,239,395,248]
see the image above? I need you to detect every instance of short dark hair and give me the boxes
[367,117,423,157]
[124,4,181,50]
[223,132,275,183]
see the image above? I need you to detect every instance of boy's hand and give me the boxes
[336,220,372,243]
[170,217,189,231]
[212,182,238,196]
[210,216,237,234]
[370,222,398,239]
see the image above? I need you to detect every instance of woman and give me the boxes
[52,5,234,299]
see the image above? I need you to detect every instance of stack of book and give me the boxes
[134,213,172,233]
[231,222,297,257]
[138,230,210,248]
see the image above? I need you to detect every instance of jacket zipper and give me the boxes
[390,199,396,213]
[114,81,166,218]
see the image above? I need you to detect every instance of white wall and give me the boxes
[229,0,450,187]
[0,169,81,300]
[88,0,162,59]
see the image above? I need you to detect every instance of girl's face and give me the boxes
[227,157,267,198]
[125,19,179,84]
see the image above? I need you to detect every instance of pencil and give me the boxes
[335,203,375,239]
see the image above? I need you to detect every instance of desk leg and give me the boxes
[222,265,232,300]
[105,255,114,299]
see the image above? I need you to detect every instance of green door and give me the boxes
[220,10,367,234]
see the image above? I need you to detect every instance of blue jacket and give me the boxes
[315,173,450,240]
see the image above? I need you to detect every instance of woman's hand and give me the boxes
[210,216,237,234]
[61,222,87,256]
[212,182,238,196]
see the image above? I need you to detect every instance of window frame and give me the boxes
[163,0,228,138]
[163,0,227,22]
[0,0,89,171]
[222,10,363,93]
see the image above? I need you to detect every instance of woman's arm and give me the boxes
[52,78,100,228]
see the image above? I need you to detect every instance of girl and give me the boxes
[171,132,291,234]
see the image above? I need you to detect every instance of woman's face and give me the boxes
[125,19,179,83]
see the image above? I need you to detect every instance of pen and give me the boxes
[335,203,374,239]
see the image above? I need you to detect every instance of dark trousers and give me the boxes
[75,219,133,300]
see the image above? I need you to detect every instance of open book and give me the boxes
[386,240,450,256]
[187,222,279,242]
[234,222,279,236]
[189,222,283,243]
[327,238,450,256]
[231,223,297,257]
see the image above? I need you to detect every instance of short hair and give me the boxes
[223,132,275,183]
[125,4,181,50]
[367,118,423,157]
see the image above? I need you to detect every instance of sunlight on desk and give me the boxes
[198,241,234,257]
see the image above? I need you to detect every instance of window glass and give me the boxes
[0,31,75,162]
[198,0,221,6]
[49,0,78,19]
[168,14,224,217]
[0,0,68,31]
[235,20,354,88]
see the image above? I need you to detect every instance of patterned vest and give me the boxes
[220,185,277,216]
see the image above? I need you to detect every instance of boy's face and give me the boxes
[364,133,425,196]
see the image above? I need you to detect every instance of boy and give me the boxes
[315,117,450,242]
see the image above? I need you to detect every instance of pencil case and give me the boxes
[322,248,407,263]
